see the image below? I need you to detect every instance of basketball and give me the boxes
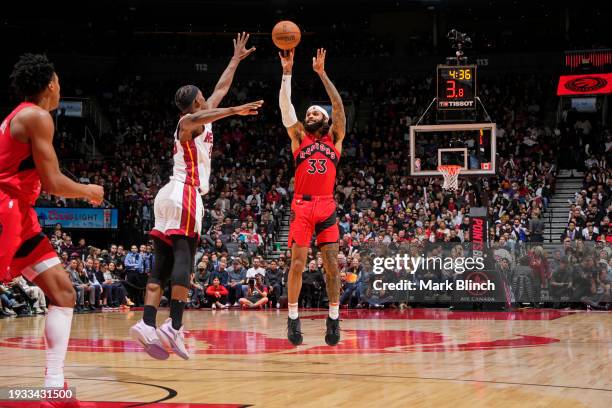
[272,20,301,50]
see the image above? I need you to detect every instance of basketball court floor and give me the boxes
[0,308,610,407]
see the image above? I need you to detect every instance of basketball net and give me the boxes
[437,165,462,191]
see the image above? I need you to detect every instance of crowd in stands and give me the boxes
[1,57,608,315]
[560,111,612,243]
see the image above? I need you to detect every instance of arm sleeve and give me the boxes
[279,74,298,128]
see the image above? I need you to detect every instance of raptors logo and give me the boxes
[465,271,490,296]
[564,76,608,93]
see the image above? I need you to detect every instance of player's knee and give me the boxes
[51,285,76,308]
[146,282,161,293]
[170,272,190,288]
[323,260,339,274]
[290,258,305,274]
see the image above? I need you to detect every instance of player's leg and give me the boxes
[130,234,173,360]
[7,204,79,389]
[156,235,196,360]
[286,200,314,345]
[27,262,75,388]
[143,235,174,325]
[316,201,341,345]
[319,242,341,345]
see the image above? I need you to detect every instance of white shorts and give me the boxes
[150,180,203,243]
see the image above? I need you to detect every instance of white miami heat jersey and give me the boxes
[170,121,213,195]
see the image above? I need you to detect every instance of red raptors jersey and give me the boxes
[0,103,42,204]
[293,132,340,196]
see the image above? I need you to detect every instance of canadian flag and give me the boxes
[481,162,492,170]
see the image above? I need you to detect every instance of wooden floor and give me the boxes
[0,308,610,407]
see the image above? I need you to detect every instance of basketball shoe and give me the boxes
[129,319,169,360]
[287,317,303,346]
[157,318,189,360]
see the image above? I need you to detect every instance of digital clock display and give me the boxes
[437,65,477,110]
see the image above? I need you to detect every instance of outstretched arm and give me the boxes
[278,49,304,152]
[207,32,255,109]
[312,48,346,152]
[178,100,264,141]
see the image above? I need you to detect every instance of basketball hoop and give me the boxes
[437,165,462,191]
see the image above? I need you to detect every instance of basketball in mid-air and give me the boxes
[272,20,301,50]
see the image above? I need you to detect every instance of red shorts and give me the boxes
[0,191,58,282]
[288,194,339,248]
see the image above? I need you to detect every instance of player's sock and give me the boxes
[44,305,73,388]
[288,303,299,320]
[143,305,157,328]
[329,303,339,320]
[169,299,185,330]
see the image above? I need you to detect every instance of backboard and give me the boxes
[410,122,496,176]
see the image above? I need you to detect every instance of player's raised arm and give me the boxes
[207,32,256,109]
[178,101,264,139]
[25,108,104,205]
[312,48,346,152]
[278,49,304,151]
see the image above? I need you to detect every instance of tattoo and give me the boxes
[318,72,346,142]
[320,244,341,303]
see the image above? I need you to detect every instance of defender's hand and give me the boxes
[233,32,256,61]
[235,100,264,116]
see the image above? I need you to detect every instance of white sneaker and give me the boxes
[129,319,169,360]
[157,318,189,360]
[233,302,239,307]
[276,303,280,309]
[225,303,231,307]
[212,304,217,310]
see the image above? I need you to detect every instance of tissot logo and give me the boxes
[564,76,607,93]
[438,101,474,107]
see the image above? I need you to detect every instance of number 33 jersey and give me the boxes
[292,132,340,196]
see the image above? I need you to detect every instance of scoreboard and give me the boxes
[437,65,477,110]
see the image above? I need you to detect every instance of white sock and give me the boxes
[329,303,339,320]
[288,303,298,320]
[44,305,73,387]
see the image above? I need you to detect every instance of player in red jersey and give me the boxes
[278,48,346,346]
[0,54,104,402]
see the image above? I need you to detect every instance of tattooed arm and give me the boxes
[312,48,346,152]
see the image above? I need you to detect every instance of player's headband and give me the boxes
[307,105,329,120]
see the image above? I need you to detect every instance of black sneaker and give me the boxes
[325,317,341,346]
[287,317,303,346]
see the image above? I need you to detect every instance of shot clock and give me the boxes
[437,65,477,110]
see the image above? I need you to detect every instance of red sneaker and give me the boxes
[40,399,82,408]
[39,382,81,408]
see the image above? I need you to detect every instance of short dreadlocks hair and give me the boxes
[9,53,55,99]
[174,85,200,113]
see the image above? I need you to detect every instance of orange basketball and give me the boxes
[272,20,301,50]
